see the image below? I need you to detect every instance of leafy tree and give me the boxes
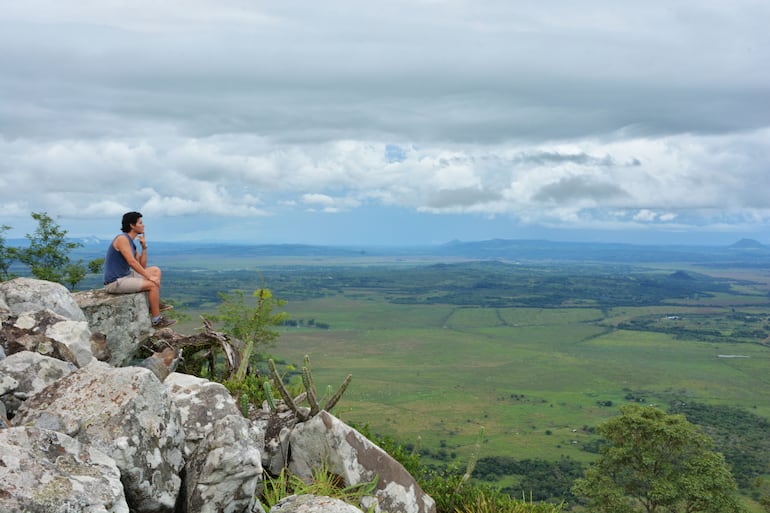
[0,224,15,280]
[63,261,87,290]
[15,212,88,288]
[573,404,742,513]
[88,257,105,275]
[210,287,287,380]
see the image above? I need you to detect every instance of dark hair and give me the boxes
[121,212,142,233]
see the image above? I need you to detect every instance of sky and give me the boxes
[1,1,769,247]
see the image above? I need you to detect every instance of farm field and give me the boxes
[160,250,770,506]
[274,294,770,464]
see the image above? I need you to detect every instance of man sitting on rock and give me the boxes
[103,211,175,329]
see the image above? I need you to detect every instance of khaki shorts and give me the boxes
[104,270,145,294]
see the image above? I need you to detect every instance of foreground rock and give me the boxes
[289,411,436,513]
[272,494,364,513]
[12,361,186,513]
[1,309,94,368]
[0,278,436,513]
[0,426,129,513]
[0,351,77,417]
[0,277,86,322]
[167,372,263,513]
[74,288,154,366]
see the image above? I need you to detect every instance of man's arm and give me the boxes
[114,236,154,281]
[137,235,148,268]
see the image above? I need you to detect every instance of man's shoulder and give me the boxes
[112,233,133,247]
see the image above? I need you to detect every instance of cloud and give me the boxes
[1,1,769,243]
[532,176,629,204]
[425,187,503,210]
[301,193,361,213]
[632,209,679,223]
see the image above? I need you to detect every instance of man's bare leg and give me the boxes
[143,267,163,319]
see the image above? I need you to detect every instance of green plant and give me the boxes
[454,491,564,513]
[267,355,351,420]
[260,464,378,511]
[88,257,105,275]
[208,288,287,380]
[222,373,271,416]
[261,468,293,509]
[0,224,14,281]
[449,427,485,512]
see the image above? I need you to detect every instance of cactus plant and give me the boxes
[268,355,351,421]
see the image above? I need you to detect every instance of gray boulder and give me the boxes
[0,351,77,418]
[166,372,263,513]
[185,414,264,513]
[289,411,436,513]
[1,309,94,367]
[251,403,301,475]
[12,361,186,513]
[165,372,244,456]
[0,426,129,513]
[270,494,363,513]
[74,288,154,366]
[0,277,86,321]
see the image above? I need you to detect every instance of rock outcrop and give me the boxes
[289,411,436,513]
[166,372,264,513]
[272,494,364,513]
[1,309,94,368]
[0,350,77,418]
[0,277,435,513]
[0,277,86,322]
[74,287,154,366]
[13,361,186,513]
[0,426,129,512]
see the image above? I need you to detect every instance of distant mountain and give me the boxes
[729,238,765,249]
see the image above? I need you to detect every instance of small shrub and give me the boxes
[260,465,378,512]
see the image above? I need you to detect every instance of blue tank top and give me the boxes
[104,233,136,284]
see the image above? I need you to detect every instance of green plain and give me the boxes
[273,290,770,465]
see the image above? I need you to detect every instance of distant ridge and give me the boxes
[729,238,765,249]
[433,238,770,264]
[12,236,770,267]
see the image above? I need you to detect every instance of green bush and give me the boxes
[261,465,378,512]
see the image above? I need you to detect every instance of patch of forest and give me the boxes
[671,401,770,493]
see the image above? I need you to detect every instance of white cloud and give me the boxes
[301,193,361,213]
[633,210,659,222]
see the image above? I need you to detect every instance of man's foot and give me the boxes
[159,303,174,312]
[152,316,177,329]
